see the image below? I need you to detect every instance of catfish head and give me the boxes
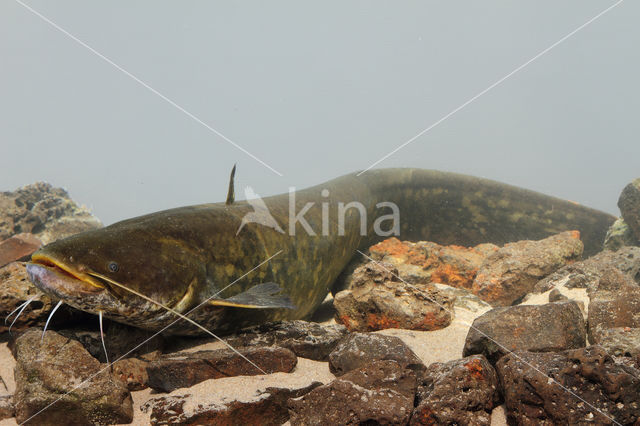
[26,224,207,329]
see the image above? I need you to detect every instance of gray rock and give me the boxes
[328,332,425,376]
[224,320,348,361]
[411,355,500,426]
[604,218,639,251]
[0,182,102,244]
[288,360,416,426]
[534,248,640,294]
[496,345,640,425]
[147,346,297,392]
[333,261,453,332]
[12,329,132,425]
[463,301,586,364]
[472,231,584,306]
[619,178,640,242]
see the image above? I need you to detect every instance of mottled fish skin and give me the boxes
[27,169,615,335]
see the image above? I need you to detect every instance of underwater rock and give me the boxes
[58,321,165,363]
[146,346,297,393]
[619,177,640,242]
[333,261,453,332]
[463,301,586,365]
[411,355,500,426]
[0,233,41,268]
[328,332,425,377]
[548,288,569,302]
[112,357,149,391]
[604,218,639,251]
[534,248,640,294]
[142,359,327,426]
[368,237,498,289]
[12,329,132,425]
[590,246,640,284]
[432,283,493,314]
[224,320,348,361]
[0,262,53,333]
[587,269,640,356]
[0,262,89,333]
[496,345,640,425]
[591,327,640,358]
[288,360,416,426]
[472,231,583,306]
[331,237,498,295]
[0,182,102,244]
[0,395,14,421]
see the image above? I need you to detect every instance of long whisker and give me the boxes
[88,272,267,375]
[99,311,109,365]
[7,297,35,334]
[41,300,63,342]
[5,298,33,325]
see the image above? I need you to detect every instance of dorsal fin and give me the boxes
[225,164,236,205]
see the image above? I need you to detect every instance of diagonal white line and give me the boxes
[357,249,623,425]
[19,250,283,425]
[357,0,625,176]
[13,0,283,177]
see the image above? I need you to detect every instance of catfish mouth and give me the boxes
[27,253,106,297]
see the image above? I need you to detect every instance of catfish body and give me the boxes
[27,169,615,335]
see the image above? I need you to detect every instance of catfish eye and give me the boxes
[108,262,119,273]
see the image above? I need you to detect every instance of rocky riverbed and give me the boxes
[0,180,639,425]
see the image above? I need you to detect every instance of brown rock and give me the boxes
[463,301,586,364]
[587,270,640,356]
[12,329,132,425]
[589,246,640,285]
[288,361,416,426]
[146,392,319,426]
[369,237,498,289]
[334,261,453,332]
[0,262,53,333]
[411,355,500,426]
[0,233,41,267]
[142,364,325,426]
[328,332,425,377]
[224,320,348,361]
[0,182,102,244]
[592,327,640,358]
[0,395,14,421]
[147,346,297,392]
[339,359,418,399]
[112,357,149,391]
[548,288,569,302]
[496,345,640,425]
[619,178,640,241]
[472,231,584,306]
[58,321,165,363]
[0,262,89,333]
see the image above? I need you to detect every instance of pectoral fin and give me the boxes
[209,282,296,309]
